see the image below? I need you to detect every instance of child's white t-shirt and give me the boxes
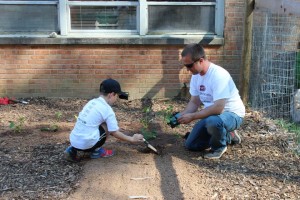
[189,63,245,118]
[70,97,119,150]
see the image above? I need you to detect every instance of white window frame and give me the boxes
[59,0,224,37]
[63,0,139,35]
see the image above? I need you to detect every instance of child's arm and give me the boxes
[110,131,144,143]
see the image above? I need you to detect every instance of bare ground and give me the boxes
[0,97,299,200]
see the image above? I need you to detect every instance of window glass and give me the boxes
[1,0,57,1]
[147,0,215,2]
[68,0,138,1]
[0,4,58,34]
[148,5,215,34]
[70,6,137,30]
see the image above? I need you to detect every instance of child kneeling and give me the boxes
[65,78,144,161]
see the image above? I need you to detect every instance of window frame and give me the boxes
[60,0,224,37]
[64,1,139,35]
[0,0,224,40]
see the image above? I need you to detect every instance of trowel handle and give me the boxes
[143,138,149,144]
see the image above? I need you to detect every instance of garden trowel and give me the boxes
[143,138,158,154]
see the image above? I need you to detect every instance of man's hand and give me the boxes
[177,113,195,124]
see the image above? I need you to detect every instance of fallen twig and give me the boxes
[130,177,152,180]
[128,196,148,199]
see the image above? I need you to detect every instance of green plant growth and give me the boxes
[160,105,175,125]
[41,111,62,132]
[275,119,300,154]
[140,106,157,140]
[52,111,62,130]
[157,104,180,129]
[9,117,26,133]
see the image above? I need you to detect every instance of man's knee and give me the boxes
[205,116,221,131]
[205,116,222,127]
[184,140,193,150]
[184,139,198,151]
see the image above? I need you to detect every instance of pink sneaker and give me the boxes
[90,147,114,159]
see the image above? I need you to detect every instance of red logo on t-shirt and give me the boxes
[200,85,205,91]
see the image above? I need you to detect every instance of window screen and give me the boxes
[70,6,137,30]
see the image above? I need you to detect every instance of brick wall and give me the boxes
[0,0,245,100]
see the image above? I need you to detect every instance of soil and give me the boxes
[0,97,299,200]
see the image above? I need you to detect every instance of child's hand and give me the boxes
[132,134,144,143]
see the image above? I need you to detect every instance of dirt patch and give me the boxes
[0,97,299,199]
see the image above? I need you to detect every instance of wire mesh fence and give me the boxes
[249,5,300,121]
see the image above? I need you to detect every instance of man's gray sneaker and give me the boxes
[230,130,241,145]
[204,146,227,159]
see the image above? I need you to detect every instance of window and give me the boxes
[69,5,137,31]
[63,0,223,37]
[148,5,215,34]
[0,0,224,38]
[0,0,59,34]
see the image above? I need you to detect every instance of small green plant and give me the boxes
[9,116,26,133]
[161,105,175,125]
[276,119,300,134]
[140,106,157,140]
[51,111,62,131]
[157,104,178,129]
[41,111,62,132]
[55,111,62,121]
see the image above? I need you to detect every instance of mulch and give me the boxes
[0,97,299,199]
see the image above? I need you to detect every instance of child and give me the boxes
[65,78,144,161]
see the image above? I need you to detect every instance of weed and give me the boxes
[9,116,26,133]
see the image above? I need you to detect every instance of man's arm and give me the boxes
[178,98,226,124]
[181,96,202,115]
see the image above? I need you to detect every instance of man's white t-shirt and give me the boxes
[189,63,245,118]
[70,97,119,150]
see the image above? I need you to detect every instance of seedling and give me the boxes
[40,111,62,132]
[160,105,174,124]
[158,105,180,128]
[140,106,157,140]
[9,116,26,133]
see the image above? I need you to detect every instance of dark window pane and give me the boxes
[148,5,215,34]
[68,0,138,1]
[0,0,57,1]
[0,4,58,34]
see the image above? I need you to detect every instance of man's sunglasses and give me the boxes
[184,59,200,68]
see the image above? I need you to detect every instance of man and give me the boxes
[177,43,245,159]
